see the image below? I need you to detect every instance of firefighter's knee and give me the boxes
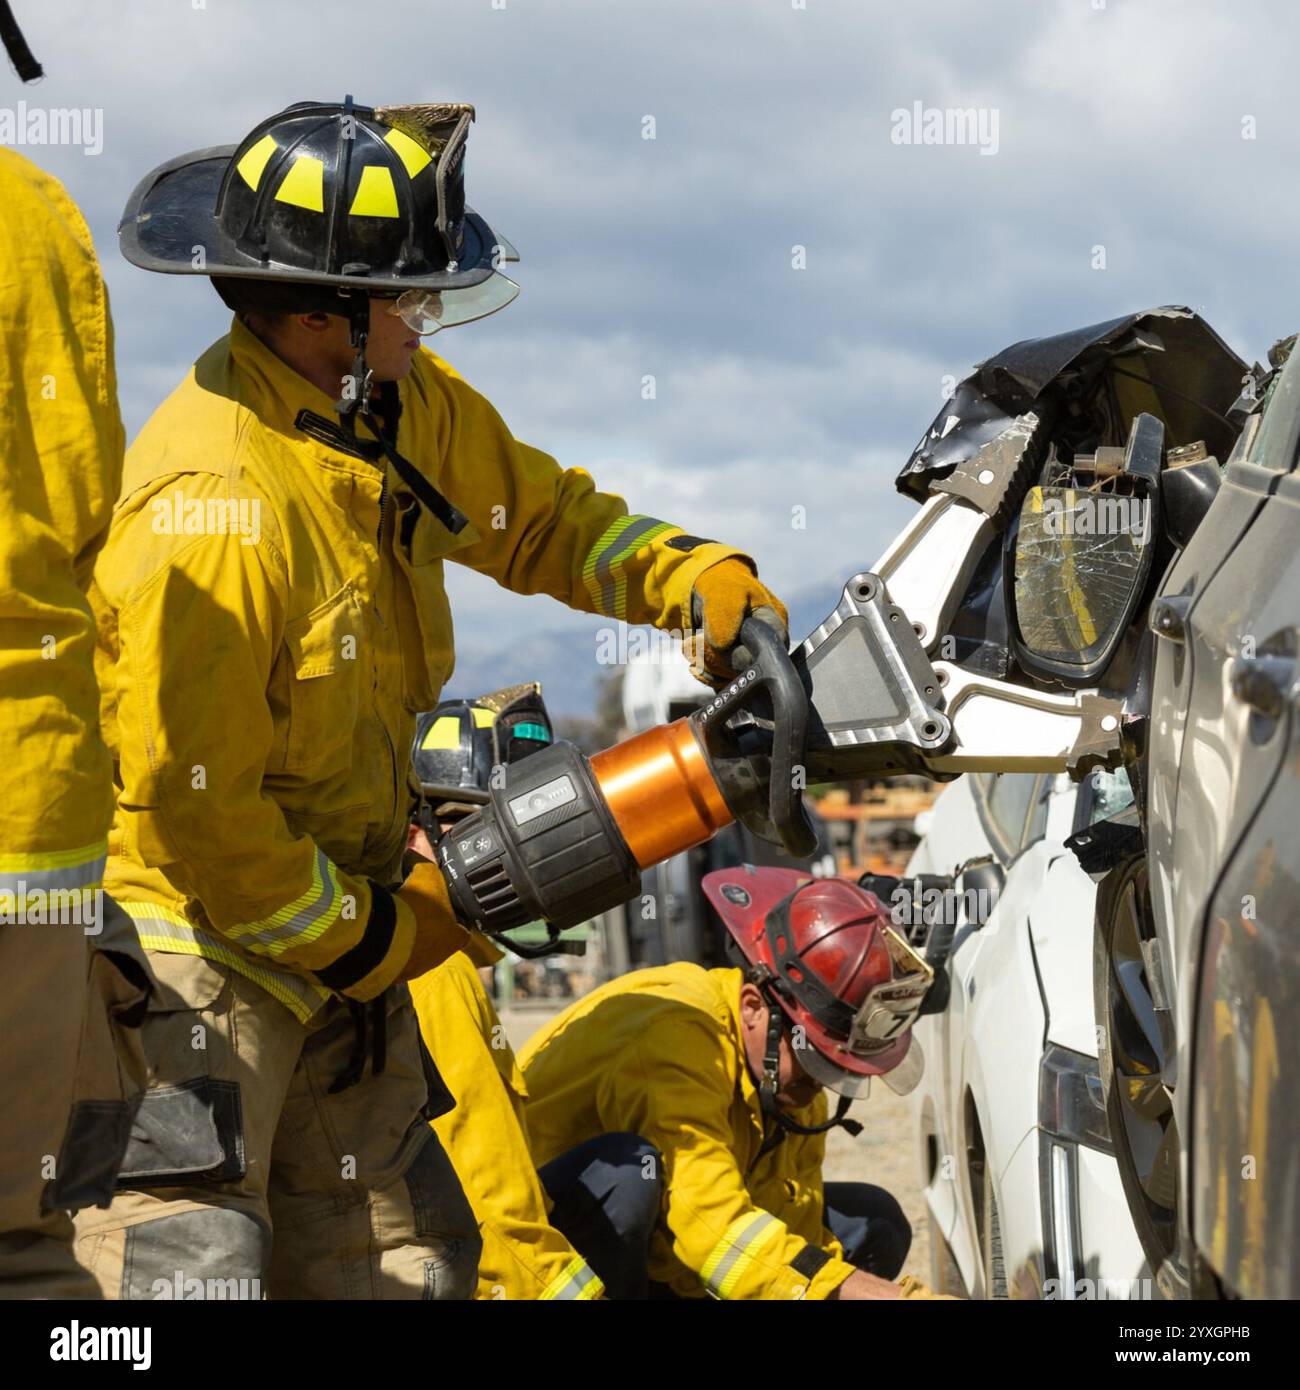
[95,1206,269,1300]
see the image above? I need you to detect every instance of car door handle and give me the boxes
[1230,654,1297,719]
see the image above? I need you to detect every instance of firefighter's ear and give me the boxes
[738,981,767,1030]
[737,982,775,1079]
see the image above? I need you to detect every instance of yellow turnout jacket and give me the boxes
[520,964,858,1300]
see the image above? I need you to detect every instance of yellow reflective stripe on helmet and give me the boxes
[236,134,278,192]
[120,901,332,1023]
[581,515,677,618]
[350,164,399,218]
[224,846,346,957]
[539,1256,603,1301]
[275,153,325,212]
[701,1212,782,1300]
[420,705,494,750]
[385,126,432,179]
[420,714,463,750]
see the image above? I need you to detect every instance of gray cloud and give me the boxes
[8,0,1294,711]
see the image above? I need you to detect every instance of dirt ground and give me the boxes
[820,1085,930,1283]
[500,1000,930,1285]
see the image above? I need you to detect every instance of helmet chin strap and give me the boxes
[754,994,862,1159]
[335,285,375,424]
[333,285,469,537]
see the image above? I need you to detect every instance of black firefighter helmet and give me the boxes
[412,683,553,829]
[118,96,519,330]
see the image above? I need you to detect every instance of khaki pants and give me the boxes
[0,901,151,1299]
[74,952,479,1300]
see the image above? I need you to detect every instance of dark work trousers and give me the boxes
[537,1132,662,1300]
[823,1181,912,1279]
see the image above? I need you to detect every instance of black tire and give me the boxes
[1093,853,1189,1298]
[981,1160,1008,1299]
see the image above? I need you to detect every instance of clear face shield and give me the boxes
[386,235,521,336]
[795,925,935,1098]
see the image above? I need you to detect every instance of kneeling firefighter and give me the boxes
[408,685,661,1300]
[77,98,784,1298]
[520,867,955,1300]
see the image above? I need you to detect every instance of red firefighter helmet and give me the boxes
[704,865,932,1097]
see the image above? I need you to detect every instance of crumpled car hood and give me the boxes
[897,306,1247,501]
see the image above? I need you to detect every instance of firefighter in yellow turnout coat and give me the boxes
[75,100,784,1298]
[0,127,150,1295]
[521,869,954,1301]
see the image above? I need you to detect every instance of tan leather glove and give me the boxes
[688,558,789,688]
[393,858,470,983]
[896,1274,961,1300]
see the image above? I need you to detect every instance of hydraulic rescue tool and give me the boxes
[437,573,1112,956]
[438,306,1248,957]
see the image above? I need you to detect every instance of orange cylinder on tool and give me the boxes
[590,718,734,868]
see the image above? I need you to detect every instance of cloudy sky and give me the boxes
[11,0,1294,714]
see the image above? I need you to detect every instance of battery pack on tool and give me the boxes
[436,740,642,935]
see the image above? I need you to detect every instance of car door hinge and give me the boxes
[1230,653,1298,720]
[1149,594,1192,644]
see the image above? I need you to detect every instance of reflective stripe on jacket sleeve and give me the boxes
[539,1256,603,1301]
[600,1013,858,1300]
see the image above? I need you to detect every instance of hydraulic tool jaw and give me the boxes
[681,575,957,855]
[792,571,952,781]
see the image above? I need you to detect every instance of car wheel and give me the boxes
[1094,853,1189,1298]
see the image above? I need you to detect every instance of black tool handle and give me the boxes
[739,616,818,859]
